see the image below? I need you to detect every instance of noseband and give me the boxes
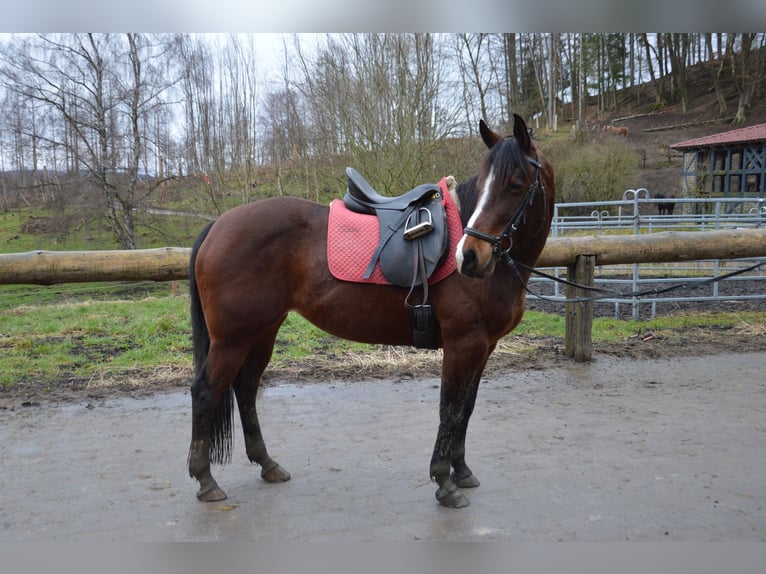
[463,153,545,265]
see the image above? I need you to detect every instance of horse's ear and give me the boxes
[512,113,531,153]
[479,119,502,149]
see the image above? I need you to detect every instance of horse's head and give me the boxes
[456,114,553,279]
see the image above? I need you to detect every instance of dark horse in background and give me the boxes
[654,193,676,215]
[187,114,555,508]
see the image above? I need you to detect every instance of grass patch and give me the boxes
[2,291,765,393]
[0,296,193,389]
[1,204,206,255]
[0,292,366,390]
[519,309,766,343]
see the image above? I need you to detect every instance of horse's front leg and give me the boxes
[429,343,491,508]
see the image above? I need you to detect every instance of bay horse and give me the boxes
[187,114,555,508]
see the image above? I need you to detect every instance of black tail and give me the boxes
[189,221,235,466]
[189,222,213,375]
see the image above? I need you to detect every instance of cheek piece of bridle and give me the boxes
[463,153,545,267]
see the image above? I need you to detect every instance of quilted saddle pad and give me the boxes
[327,177,462,285]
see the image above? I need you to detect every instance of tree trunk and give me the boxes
[504,33,518,121]
[706,32,727,116]
[731,33,754,125]
[640,33,665,107]
[666,33,688,112]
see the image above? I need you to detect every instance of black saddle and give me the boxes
[345,167,443,215]
[343,167,448,287]
[343,167,449,349]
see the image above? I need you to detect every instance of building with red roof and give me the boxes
[670,123,766,201]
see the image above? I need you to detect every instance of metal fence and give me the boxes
[529,189,766,320]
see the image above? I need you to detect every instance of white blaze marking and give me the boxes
[455,235,467,270]
[466,166,495,229]
[455,166,495,271]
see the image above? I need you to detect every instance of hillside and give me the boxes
[583,63,766,198]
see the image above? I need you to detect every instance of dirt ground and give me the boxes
[1,346,765,542]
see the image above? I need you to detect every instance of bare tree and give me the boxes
[728,33,766,125]
[455,33,491,127]
[502,33,519,123]
[284,33,459,194]
[548,33,559,129]
[666,33,690,112]
[0,33,177,248]
[705,32,728,116]
[639,33,666,108]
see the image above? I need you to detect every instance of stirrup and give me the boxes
[404,207,434,240]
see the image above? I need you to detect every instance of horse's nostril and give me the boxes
[461,249,477,272]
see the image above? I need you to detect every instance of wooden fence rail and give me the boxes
[0,247,191,285]
[2,227,766,362]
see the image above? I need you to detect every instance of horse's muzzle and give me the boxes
[457,244,496,278]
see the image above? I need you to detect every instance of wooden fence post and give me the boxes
[565,254,595,362]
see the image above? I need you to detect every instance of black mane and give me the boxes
[455,176,479,228]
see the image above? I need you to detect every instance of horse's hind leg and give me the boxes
[189,385,226,501]
[233,332,291,484]
[188,342,249,502]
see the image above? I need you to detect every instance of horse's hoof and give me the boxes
[261,462,291,483]
[435,485,471,508]
[197,483,227,502]
[452,471,480,489]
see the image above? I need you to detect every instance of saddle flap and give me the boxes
[375,195,448,287]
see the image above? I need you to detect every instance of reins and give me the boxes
[508,257,766,305]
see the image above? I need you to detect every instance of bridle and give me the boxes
[462,152,545,266]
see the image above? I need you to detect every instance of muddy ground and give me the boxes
[1,348,765,542]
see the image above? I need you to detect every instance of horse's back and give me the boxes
[194,197,329,323]
[199,197,327,265]
[211,196,326,239]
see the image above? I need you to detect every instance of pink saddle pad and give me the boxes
[327,177,462,285]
